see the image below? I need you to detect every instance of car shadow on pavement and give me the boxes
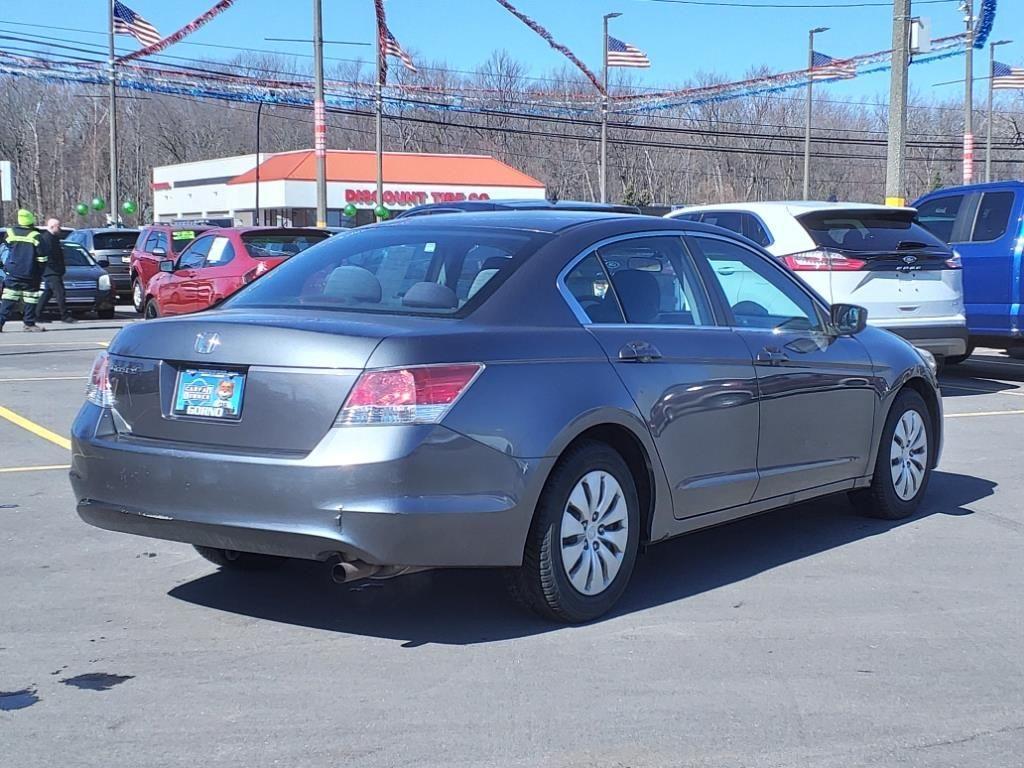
[168,470,994,646]
[941,354,1024,397]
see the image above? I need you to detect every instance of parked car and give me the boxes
[65,227,140,301]
[142,227,331,318]
[668,202,968,362]
[0,241,116,319]
[913,181,1024,361]
[129,223,214,312]
[395,199,642,218]
[72,212,941,623]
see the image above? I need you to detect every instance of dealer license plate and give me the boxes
[173,369,245,420]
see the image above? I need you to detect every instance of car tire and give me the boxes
[144,298,160,319]
[193,545,287,571]
[97,307,115,319]
[131,278,144,313]
[507,441,640,623]
[851,388,933,521]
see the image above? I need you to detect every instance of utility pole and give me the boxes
[803,26,828,200]
[254,100,264,224]
[375,25,384,221]
[986,39,1012,183]
[108,0,118,226]
[600,12,621,204]
[962,0,975,185]
[884,0,911,206]
[312,0,327,227]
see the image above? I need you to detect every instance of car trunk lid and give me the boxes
[105,310,400,453]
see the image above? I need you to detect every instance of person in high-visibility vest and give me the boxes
[0,209,48,332]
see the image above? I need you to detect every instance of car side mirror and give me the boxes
[831,303,868,336]
[97,259,110,268]
[152,247,166,257]
[159,259,174,273]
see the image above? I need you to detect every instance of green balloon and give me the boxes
[343,203,358,218]
[91,197,106,212]
[121,200,137,215]
[75,203,89,216]
[374,205,390,220]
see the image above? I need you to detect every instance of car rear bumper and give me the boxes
[70,404,550,567]
[880,322,969,358]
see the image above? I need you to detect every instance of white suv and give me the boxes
[667,202,968,360]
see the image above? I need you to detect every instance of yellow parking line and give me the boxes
[0,376,88,383]
[0,464,71,474]
[946,409,1024,419]
[0,406,71,450]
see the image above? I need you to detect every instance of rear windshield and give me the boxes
[93,232,139,251]
[228,226,545,316]
[242,231,330,259]
[171,229,203,253]
[798,210,947,253]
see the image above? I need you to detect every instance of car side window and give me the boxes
[179,236,212,270]
[154,232,170,253]
[143,233,159,252]
[972,191,1015,242]
[698,211,744,237]
[563,254,625,323]
[205,236,236,267]
[741,214,772,247]
[915,195,963,243]
[688,235,823,332]
[595,237,710,326]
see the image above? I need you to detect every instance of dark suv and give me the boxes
[65,228,140,301]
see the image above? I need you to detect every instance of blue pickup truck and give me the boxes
[913,181,1024,361]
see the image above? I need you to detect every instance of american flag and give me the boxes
[382,26,416,72]
[810,51,856,81]
[607,35,650,68]
[992,61,1024,90]
[113,1,161,48]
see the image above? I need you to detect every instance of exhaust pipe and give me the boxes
[331,560,382,584]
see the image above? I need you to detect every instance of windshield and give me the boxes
[63,243,96,267]
[242,231,331,259]
[94,231,139,251]
[797,210,947,253]
[171,229,204,253]
[228,225,545,316]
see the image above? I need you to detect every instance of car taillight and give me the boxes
[782,250,867,271]
[945,250,963,269]
[86,352,115,407]
[337,364,483,426]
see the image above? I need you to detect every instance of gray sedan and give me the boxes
[71,212,941,622]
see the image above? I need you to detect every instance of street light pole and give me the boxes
[962,0,975,185]
[885,0,911,206]
[803,27,828,201]
[600,12,621,205]
[254,100,264,224]
[986,39,1012,183]
[375,26,384,221]
[313,0,327,228]
[108,0,118,225]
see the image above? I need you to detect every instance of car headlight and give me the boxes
[915,347,938,376]
[98,274,111,291]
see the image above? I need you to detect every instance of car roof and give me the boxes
[396,199,642,218]
[672,201,917,216]
[385,209,659,233]
[914,180,1024,200]
[75,227,141,234]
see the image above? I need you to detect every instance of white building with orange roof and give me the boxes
[151,149,546,227]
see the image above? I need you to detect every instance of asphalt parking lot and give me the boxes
[1,312,1022,767]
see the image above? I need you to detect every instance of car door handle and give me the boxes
[755,347,789,366]
[619,341,663,363]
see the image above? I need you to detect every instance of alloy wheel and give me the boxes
[560,471,629,596]
[890,410,928,501]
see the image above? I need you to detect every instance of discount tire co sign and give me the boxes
[344,188,492,208]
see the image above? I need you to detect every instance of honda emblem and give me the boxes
[194,332,221,354]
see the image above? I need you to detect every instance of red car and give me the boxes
[142,227,331,318]
[129,223,214,312]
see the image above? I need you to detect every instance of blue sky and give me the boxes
[5,1,1024,105]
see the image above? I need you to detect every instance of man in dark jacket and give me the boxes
[38,217,75,323]
[0,208,47,332]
